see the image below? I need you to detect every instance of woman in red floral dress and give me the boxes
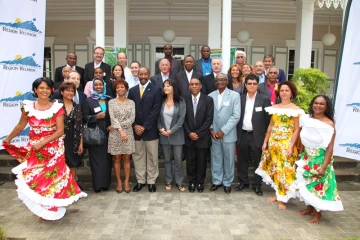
[2,78,87,221]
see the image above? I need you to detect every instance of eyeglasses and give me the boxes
[246,82,258,86]
[236,56,244,58]
[268,72,277,74]
[215,79,227,82]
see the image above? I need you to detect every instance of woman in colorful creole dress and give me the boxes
[295,95,343,224]
[255,81,304,210]
[108,80,135,194]
[2,78,87,221]
[82,77,113,193]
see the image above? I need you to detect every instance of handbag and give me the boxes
[82,117,105,147]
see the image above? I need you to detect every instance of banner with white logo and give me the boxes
[333,0,360,160]
[0,0,46,148]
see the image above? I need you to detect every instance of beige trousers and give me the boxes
[132,139,159,184]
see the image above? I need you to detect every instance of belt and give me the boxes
[242,129,253,133]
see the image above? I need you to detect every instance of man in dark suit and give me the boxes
[194,45,212,76]
[175,55,202,99]
[54,52,85,89]
[201,57,233,95]
[128,67,162,193]
[258,66,280,105]
[264,54,287,82]
[150,58,170,92]
[254,61,267,84]
[84,47,111,83]
[154,44,182,78]
[235,74,271,196]
[184,78,214,193]
[51,70,87,106]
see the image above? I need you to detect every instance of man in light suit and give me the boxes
[184,78,214,192]
[54,52,85,90]
[154,44,182,78]
[128,67,162,193]
[84,47,111,83]
[209,73,241,194]
[235,74,271,196]
[150,58,170,92]
[258,66,280,105]
[175,55,202,98]
[194,45,212,76]
[201,57,233,95]
[263,54,287,82]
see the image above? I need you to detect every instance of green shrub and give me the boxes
[0,224,7,240]
[291,68,330,113]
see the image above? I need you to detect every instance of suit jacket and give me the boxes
[201,73,233,95]
[157,99,186,145]
[257,82,281,104]
[184,93,214,148]
[155,58,182,78]
[54,65,85,84]
[194,58,212,76]
[150,73,165,92]
[278,69,287,82]
[127,82,162,141]
[175,70,202,99]
[51,89,87,107]
[209,88,241,143]
[84,61,111,83]
[237,93,272,148]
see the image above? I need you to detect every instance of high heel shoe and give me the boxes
[124,189,130,194]
[116,189,123,194]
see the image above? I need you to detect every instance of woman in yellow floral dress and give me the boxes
[255,81,304,210]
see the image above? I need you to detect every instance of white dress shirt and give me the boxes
[242,92,257,131]
[126,75,139,89]
[94,61,102,69]
[124,66,132,80]
[217,90,225,109]
[161,72,169,82]
[186,70,193,83]
[66,64,76,70]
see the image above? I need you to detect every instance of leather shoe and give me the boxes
[197,184,204,193]
[234,183,249,191]
[148,184,156,192]
[188,183,195,193]
[210,184,222,192]
[252,186,263,196]
[133,183,146,192]
[224,186,231,194]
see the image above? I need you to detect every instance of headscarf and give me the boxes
[91,78,111,100]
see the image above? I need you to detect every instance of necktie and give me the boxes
[193,98,197,117]
[73,92,79,104]
[140,86,145,98]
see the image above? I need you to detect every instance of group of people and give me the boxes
[2,44,343,224]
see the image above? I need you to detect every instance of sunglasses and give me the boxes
[246,82,258,86]
[268,72,277,74]
[236,56,244,58]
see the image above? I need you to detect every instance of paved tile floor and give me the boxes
[0,182,360,240]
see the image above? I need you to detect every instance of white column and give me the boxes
[114,0,128,49]
[208,0,221,49]
[96,0,105,48]
[294,0,315,69]
[221,0,231,72]
[343,0,348,25]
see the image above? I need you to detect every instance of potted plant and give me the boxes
[290,68,330,112]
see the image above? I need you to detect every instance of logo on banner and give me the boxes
[0,18,42,37]
[339,143,360,156]
[0,91,35,108]
[0,127,30,143]
[0,53,41,72]
[354,61,360,65]
[346,102,360,113]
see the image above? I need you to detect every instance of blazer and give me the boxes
[174,70,202,99]
[157,99,186,145]
[201,73,233,95]
[154,58,182,78]
[194,58,212,76]
[257,82,281,104]
[209,88,241,143]
[278,69,287,82]
[54,65,85,85]
[81,97,111,132]
[184,93,214,148]
[84,61,111,83]
[127,82,162,141]
[150,73,165,92]
[237,93,272,148]
[51,89,87,107]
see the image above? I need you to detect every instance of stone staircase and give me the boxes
[0,150,359,184]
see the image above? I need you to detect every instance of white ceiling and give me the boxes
[46,0,343,25]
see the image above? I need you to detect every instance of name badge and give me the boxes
[94,107,101,113]
[255,107,262,112]
[223,102,230,106]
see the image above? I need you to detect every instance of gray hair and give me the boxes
[268,66,279,74]
[216,73,228,80]
[159,58,170,65]
[235,50,246,58]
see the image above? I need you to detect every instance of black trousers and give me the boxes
[186,144,209,185]
[237,131,262,187]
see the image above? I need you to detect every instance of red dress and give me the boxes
[3,100,87,220]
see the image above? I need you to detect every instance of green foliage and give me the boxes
[291,68,330,113]
[104,47,127,68]
[0,224,7,240]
